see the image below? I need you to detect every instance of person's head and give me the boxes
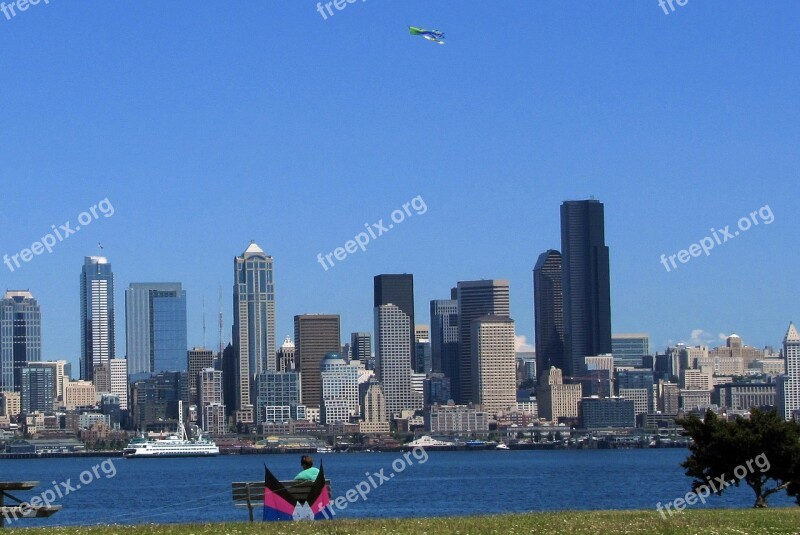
[301,455,314,469]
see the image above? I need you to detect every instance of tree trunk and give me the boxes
[754,494,767,508]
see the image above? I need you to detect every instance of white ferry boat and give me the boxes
[123,402,219,458]
[406,435,456,448]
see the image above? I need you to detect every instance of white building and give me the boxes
[778,323,800,421]
[320,353,359,424]
[619,388,649,417]
[471,316,517,418]
[109,358,128,410]
[375,304,422,415]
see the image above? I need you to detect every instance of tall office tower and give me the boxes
[0,291,42,394]
[187,348,214,405]
[80,256,115,381]
[350,332,373,369]
[360,378,390,434]
[374,274,415,368]
[456,280,510,404]
[221,343,236,419]
[778,322,800,421]
[294,314,340,409]
[560,200,612,377]
[233,241,276,425]
[125,283,188,376]
[29,360,70,403]
[533,250,564,379]
[320,352,360,425]
[109,358,128,411]
[255,371,302,424]
[612,334,650,368]
[430,299,458,380]
[414,339,432,374]
[471,316,517,418]
[276,336,296,372]
[375,304,422,415]
[19,364,55,413]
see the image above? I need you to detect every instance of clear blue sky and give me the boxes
[1,1,798,373]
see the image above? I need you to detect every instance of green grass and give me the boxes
[15,509,800,535]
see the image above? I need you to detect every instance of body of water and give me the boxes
[0,449,793,526]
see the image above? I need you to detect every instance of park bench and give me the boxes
[0,482,61,528]
[231,480,332,522]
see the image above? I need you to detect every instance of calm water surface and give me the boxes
[0,449,793,526]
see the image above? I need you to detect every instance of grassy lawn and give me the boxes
[15,509,800,535]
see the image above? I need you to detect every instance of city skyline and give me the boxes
[1,4,795,369]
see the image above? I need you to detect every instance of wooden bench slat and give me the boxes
[0,505,62,518]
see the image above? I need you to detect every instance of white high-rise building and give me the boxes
[471,316,516,418]
[109,358,128,410]
[320,352,359,424]
[778,323,800,421]
[375,304,422,415]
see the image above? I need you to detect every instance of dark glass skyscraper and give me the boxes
[430,299,458,380]
[80,256,115,381]
[374,274,415,367]
[560,200,612,377]
[0,291,41,394]
[125,283,188,376]
[455,280,510,404]
[533,250,564,380]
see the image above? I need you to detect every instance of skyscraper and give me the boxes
[187,348,215,405]
[233,241,276,425]
[0,291,41,393]
[294,314,340,409]
[320,352,359,424]
[19,363,55,413]
[374,275,415,367]
[456,280,510,404]
[533,250,564,379]
[375,304,422,414]
[560,200,612,377]
[350,332,372,362]
[471,316,517,418]
[80,256,115,381]
[430,299,458,382]
[778,322,799,421]
[276,336,296,372]
[125,283,188,376]
[360,378,390,434]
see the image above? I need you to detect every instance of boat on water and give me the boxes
[316,446,333,453]
[123,401,219,458]
[495,443,510,450]
[406,435,456,448]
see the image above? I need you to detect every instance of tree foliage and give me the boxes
[678,409,800,508]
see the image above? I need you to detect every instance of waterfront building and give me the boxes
[537,366,582,422]
[426,402,489,434]
[579,397,635,429]
[619,388,649,418]
[64,380,97,410]
[714,382,776,411]
[255,370,302,424]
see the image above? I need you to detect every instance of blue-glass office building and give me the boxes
[125,283,187,376]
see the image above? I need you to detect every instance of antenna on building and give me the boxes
[202,295,207,349]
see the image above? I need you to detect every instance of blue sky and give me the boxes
[1,1,798,371]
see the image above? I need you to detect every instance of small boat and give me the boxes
[406,435,456,448]
[316,446,333,453]
[495,443,510,450]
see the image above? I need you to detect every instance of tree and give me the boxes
[678,409,800,508]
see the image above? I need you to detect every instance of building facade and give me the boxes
[125,283,187,376]
[470,316,516,418]
[0,291,42,394]
[375,304,422,415]
[233,241,276,425]
[533,250,564,379]
[560,200,612,377]
[295,314,340,409]
[80,257,115,381]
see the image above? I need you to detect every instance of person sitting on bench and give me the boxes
[294,455,320,481]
